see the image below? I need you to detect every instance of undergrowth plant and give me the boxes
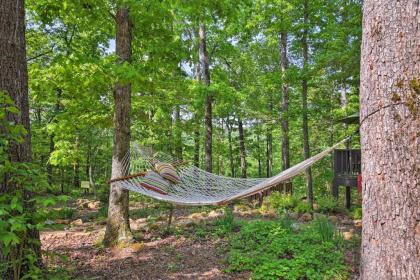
[226,217,349,280]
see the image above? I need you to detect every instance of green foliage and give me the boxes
[294,201,313,214]
[268,193,313,214]
[268,193,300,211]
[226,219,349,280]
[0,92,46,278]
[316,196,339,213]
[214,207,237,236]
[349,206,362,220]
[311,216,335,243]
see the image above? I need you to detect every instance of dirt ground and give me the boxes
[41,199,361,279]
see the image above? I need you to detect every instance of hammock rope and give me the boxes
[110,137,350,206]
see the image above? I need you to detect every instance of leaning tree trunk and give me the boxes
[199,22,212,173]
[359,1,420,279]
[238,118,247,178]
[0,0,42,276]
[301,0,313,205]
[104,7,134,246]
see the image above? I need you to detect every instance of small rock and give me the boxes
[288,212,299,220]
[176,219,196,227]
[343,231,354,240]
[208,210,222,218]
[189,213,205,220]
[353,219,362,227]
[82,202,90,209]
[55,219,70,225]
[87,201,100,209]
[298,213,312,223]
[342,219,353,225]
[262,210,277,218]
[328,215,339,224]
[71,219,83,226]
[313,213,326,220]
[234,205,251,212]
[291,223,300,232]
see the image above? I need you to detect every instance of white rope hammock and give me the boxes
[110,138,349,206]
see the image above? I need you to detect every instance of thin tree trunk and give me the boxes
[0,0,42,276]
[104,6,134,246]
[360,1,420,278]
[193,115,200,167]
[226,117,235,177]
[266,127,273,177]
[73,159,80,188]
[174,105,182,160]
[60,167,65,193]
[238,118,247,178]
[89,162,96,198]
[279,32,291,172]
[257,132,262,177]
[301,0,313,206]
[87,142,96,198]
[47,89,61,186]
[193,62,201,167]
[199,22,212,173]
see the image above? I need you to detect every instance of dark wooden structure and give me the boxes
[332,149,361,208]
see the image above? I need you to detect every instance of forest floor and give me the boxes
[41,197,361,279]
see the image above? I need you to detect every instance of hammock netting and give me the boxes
[111,138,349,206]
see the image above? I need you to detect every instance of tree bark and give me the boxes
[279,32,291,172]
[226,117,235,177]
[266,127,273,177]
[257,132,262,177]
[199,22,212,173]
[193,62,201,167]
[174,105,182,160]
[0,0,42,276]
[104,7,134,247]
[359,1,420,279]
[301,0,313,205]
[267,92,274,177]
[238,118,247,178]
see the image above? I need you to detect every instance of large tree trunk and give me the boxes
[359,1,420,279]
[0,0,42,276]
[104,7,134,247]
[301,0,313,205]
[238,118,247,178]
[199,23,212,173]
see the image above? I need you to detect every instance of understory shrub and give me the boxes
[268,193,300,211]
[214,206,236,236]
[316,195,339,213]
[226,218,349,280]
[349,206,362,219]
[268,193,313,214]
